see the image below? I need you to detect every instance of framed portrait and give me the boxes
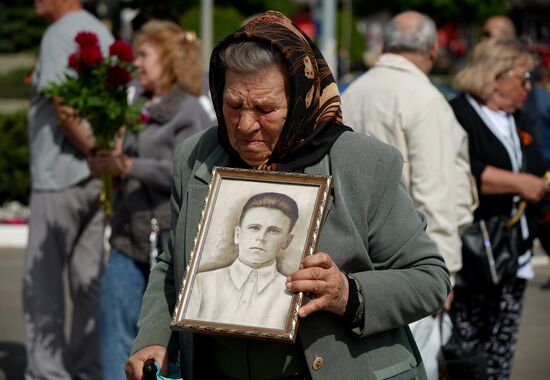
[171,167,333,342]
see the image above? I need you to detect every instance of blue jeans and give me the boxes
[100,247,148,380]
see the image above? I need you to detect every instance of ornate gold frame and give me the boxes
[171,167,332,342]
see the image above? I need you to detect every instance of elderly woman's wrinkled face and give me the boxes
[223,66,288,167]
[492,56,532,114]
[134,42,163,94]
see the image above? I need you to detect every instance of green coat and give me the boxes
[132,127,450,380]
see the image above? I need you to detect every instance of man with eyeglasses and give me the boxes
[482,15,516,40]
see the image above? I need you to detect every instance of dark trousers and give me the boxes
[451,277,527,380]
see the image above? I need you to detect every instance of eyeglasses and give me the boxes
[499,70,532,86]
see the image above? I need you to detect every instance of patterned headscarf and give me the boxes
[209,10,352,172]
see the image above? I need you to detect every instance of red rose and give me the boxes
[109,40,134,62]
[105,65,132,88]
[80,45,103,67]
[75,31,99,48]
[68,52,81,71]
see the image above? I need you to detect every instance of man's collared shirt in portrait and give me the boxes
[186,258,292,329]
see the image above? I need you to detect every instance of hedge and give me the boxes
[0,68,31,99]
[0,3,46,53]
[0,111,30,205]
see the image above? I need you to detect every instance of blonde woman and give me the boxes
[89,20,213,380]
[450,38,549,379]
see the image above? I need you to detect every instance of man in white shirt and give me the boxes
[342,11,477,379]
[185,192,298,330]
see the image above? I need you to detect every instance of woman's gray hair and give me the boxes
[453,38,530,101]
[383,13,437,55]
[218,40,286,74]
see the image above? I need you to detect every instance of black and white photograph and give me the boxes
[172,167,332,341]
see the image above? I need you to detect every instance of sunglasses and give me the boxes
[498,70,532,85]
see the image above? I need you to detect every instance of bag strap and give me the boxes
[506,200,525,228]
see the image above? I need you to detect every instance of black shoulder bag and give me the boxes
[456,201,524,289]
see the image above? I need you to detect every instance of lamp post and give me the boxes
[320,0,337,79]
[201,0,213,72]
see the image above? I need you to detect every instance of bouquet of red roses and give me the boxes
[45,31,142,218]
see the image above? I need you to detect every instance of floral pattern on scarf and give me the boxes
[209,10,351,172]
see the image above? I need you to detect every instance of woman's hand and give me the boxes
[87,150,132,177]
[517,173,549,203]
[481,166,550,202]
[86,127,127,176]
[286,252,349,318]
[52,96,78,125]
[125,345,168,380]
[52,97,96,157]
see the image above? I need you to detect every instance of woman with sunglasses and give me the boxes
[449,38,549,379]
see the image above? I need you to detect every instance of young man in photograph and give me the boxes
[185,192,299,329]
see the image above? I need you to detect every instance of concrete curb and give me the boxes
[0,224,28,249]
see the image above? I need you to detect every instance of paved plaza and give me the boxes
[0,246,549,379]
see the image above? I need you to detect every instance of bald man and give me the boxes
[343,10,475,287]
[342,11,477,379]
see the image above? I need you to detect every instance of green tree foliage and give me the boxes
[181,0,300,16]
[180,6,245,44]
[263,0,301,15]
[336,10,366,67]
[0,0,47,53]
[353,0,508,23]
[0,112,30,204]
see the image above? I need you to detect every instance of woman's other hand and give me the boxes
[87,149,132,177]
[286,252,349,318]
[124,345,168,380]
[481,166,549,203]
[517,173,549,203]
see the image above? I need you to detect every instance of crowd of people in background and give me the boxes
[21,1,550,379]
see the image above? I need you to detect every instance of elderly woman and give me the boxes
[125,11,449,380]
[89,20,213,380]
[450,38,549,379]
